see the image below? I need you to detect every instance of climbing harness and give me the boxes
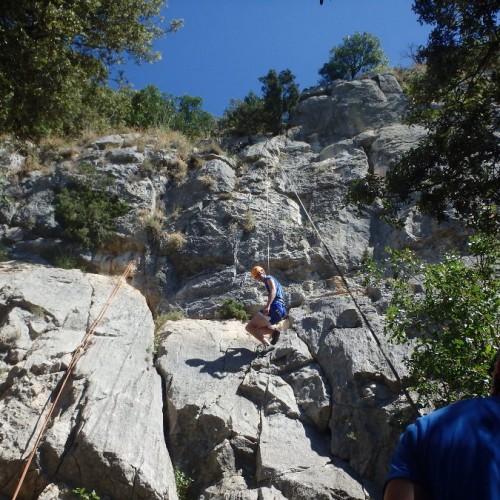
[240,140,420,416]
[11,261,136,500]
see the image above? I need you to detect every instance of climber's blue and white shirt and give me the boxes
[261,274,287,325]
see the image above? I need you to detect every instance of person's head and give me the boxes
[491,349,500,396]
[251,265,266,281]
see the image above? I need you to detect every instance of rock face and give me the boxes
[0,262,177,499]
[0,73,470,499]
[156,318,378,499]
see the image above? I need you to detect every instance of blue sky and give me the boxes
[121,0,431,117]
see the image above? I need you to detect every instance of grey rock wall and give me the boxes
[155,318,379,499]
[0,72,471,499]
[0,263,177,500]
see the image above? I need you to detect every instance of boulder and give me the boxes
[0,262,177,500]
[156,318,374,498]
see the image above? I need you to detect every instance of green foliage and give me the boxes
[0,243,10,262]
[128,85,175,129]
[54,165,130,249]
[114,85,216,138]
[259,69,300,135]
[91,86,134,130]
[218,299,249,321]
[220,69,299,137]
[174,468,194,500]
[346,2,500,232]
[72,487,100,500]
[0,0,181,139]
[172,95,216,139]
[382,234,500,409]
[318,32,389,83]
[219,92,266,137]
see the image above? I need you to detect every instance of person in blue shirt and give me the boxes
[245,265,287,353]
[384,349,500,500]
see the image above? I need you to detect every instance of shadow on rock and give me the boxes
[186,348,255,379]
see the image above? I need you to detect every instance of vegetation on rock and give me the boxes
[362,233,500,410]
[347,0,500,233]
[318,32,389,83]
[220,68,300,137]
[218,298,249,321]
[54,164,130,249]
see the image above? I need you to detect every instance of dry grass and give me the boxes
[241,210,256,233]
[198,174,216,191]
[196,139,223,155]
[138,209,166,242]
[188,155,206,169]
[165,231,187,254]
[391,64,426,89]
[143,128,193,158]
[169,158,188,184]
[168,204,182,221]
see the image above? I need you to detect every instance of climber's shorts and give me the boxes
[260,300,287,325]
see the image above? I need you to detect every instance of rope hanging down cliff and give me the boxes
[11,261,136,500]
[277,149,421,418]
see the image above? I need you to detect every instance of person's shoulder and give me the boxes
[446,395,500,411]
[418,396,500,427]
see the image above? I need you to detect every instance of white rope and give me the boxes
[282,152,421,418]
[265,161,270,273]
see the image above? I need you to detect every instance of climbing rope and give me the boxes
[265,161,271,273]
[240,139,419,416]
[11,260,136,500]
[290,186,421,417]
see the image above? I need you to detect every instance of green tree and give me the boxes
[88,85,134,130]
[259,69,300,134]
[346,1,500,233]
[318,32,389,83]
[0,0,181,139]
[54,165,130,249]
[220,69,299,137]
[219,92,266,137]
[379,234,500,409]
[172,95,216,139]
[128,85,176,129]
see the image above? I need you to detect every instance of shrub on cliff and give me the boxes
[319,32,388,83]
[220,69,299,137]
[362,233,500,410]
[218,299,249,321]
[54,165,130,249]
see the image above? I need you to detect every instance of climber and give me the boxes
[245,265,287,353]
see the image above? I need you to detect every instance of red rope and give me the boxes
[11,261,136,500]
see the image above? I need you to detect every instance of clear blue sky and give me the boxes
[120,0,431,117]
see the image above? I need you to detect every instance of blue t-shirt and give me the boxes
[385,396,500,499]
[263,274,285,304]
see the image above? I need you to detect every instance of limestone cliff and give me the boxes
[0,73,468,499]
